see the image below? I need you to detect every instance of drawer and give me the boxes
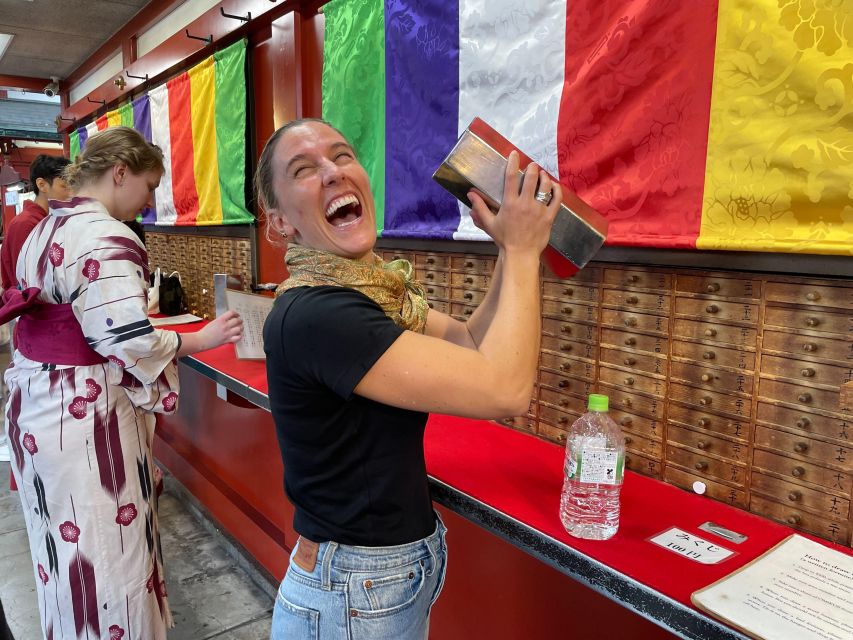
[758,378,840,410]
[601,309,669,335]
[760,354,850,388]
[752,449,851,492]
[450,272,490,289]
[541,335,597,362]
[422,283,449,299]
[666,445,747,486]
[671,341,755,371]
[451,255,495,273]
[498,414,538,435]
[603,268,671,290]
[542,265,602,285]
[669,361,753,395]
[675,274,761,300]
[751,471,850,520]
[750,495,850,545]
[667,403,750,441]
[538,402,581,430]
[622,429,663,459]
[602,289,671,313]
[669,383,752,419]
[664,467,748,509]
[383,250,415,263]
[599,385,665,419]
[600,328,669,355]
[540,353,596,379]
[426,299,450,314]
[450,287,487,305]
[415,252,450,270]
[542,280,599,304]
[541,318,599,343]
[674,297,758,324]
[624,451,662,479]
[538,370,594,398]
[754,425,852,470]
[765,281,851,309]
[610,408,663,441]
[599,365,666,397]
[762,330,852,364]
[599,346,666,376]
[539,387,587,416]
[449,302,477,320]
[667,423,748,463]
[756,402,851,443]
[764,306,850,336]
[537,421,569,444]
[417,269,450,286]
[542,299,599,324]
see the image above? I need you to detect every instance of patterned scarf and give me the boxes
[276,245,429,333]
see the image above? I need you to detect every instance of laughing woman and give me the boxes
[257,118,561,640]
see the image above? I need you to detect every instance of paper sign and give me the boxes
[224,289,274,360]
[649,527,735,564]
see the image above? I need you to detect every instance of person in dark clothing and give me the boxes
[257,118,560,639]
[0,599,14,640]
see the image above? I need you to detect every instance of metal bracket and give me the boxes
[126,70,149,81]
[220,7,251,22]
[185,29,212,45]
[87,97,106,105]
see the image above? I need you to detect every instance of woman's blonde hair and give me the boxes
[64,126,164,189]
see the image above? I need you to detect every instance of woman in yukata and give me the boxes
[2,126,243,639]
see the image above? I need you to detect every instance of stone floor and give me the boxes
[0,460,276,639]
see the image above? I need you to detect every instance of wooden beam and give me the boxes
[0,74,51,92]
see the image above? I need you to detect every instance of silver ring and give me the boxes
[534,190,553,205]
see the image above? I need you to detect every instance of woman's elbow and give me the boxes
[489,381,534,418]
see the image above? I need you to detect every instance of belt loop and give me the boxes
[321,542,337,591]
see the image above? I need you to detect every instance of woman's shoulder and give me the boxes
[272,286,384,329]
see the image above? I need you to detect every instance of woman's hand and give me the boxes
[467,151,562,256]
[176,310,243,357]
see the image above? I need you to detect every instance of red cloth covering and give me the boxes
[1,199,47,290]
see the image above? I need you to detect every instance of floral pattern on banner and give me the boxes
[698,0,853,253]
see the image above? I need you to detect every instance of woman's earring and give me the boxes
[281,231,288,240]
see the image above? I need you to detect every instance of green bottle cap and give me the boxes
[587,394,609,412]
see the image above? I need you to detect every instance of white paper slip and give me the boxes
[692,534,853,640]
[224,289,274,360]
[150,313,203,327]
[648,527,735,565]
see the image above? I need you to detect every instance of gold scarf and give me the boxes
[276,245,429,333]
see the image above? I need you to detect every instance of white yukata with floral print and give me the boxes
[5,197,180,640]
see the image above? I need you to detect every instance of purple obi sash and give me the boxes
[0,287,107,366]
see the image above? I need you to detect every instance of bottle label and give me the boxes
[576,447,621,485]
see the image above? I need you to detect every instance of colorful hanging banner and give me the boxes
[321,0,853,255]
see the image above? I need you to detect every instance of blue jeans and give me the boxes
[271,515,448,640]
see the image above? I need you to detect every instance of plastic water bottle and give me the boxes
[559,394,625,540]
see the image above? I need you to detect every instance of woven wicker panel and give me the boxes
[146,232,252,318]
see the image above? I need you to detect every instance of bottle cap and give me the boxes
[587,394,609,412]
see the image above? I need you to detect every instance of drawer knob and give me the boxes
[697,440,709,450]
[699,396,712,406]
[694,461,708,471]
[624,377,635,386]
[794,442,809,453]
[786,515,801,526]
[564,287,574,296]
[805,316,820,327]
[559,399,569,408]
[624,357,636,366]
[800,368,815,378]
[463,308,473,316]
[427,257,435,264]
[802,342,817,352]
[624,436,633,444]
[558,416,569,425]
[627,275,639,284]
[625,455,632,466]
[798,393,812,404]
[620,417,632,427]
[428,302,435,309]
[560,363,571,372]
[560,344,573,352]
[624,337,636,346]
[705,304,719,314]
[624,398,633,407]
[558,380,570,389]
[787,491,802,502]
[465,261,474,268]
[463,292,473,300]
[627,295,639,304]
[697,418,710,428]
[625,316,638,327]
[426,287,434,294]
[792,466,805,478]
[796,417,810,429]
[560,325,572,335]
[701,373,713,383]
[702,351,715,360]
[464,276,474,284]
[561,306,573,315]
[556,433,567,443]
[704,328,717,337]
[706,283,720,293]
[805,291,820,302]
[426,273,435,280]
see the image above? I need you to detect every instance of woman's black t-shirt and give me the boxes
[263,285,435,546]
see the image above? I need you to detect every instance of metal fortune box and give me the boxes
[433,118,608,278]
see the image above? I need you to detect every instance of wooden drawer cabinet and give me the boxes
[415,252,450,270]
[604,268,671,290]
[759,354,849,387]
[423,283,449,299]
[668,424,748,463]
[600,309,669,335]
[751,471,850,520]
[418,269,450,286]
[752,449,851,492]
[542,266,601,285]
[599,347,665,376]
[668,403,750,441]
[498,415,538,435]
[765,281,852,309]
[622,429,663,459]
[669,361,753,395]
[762,330,851,363]
[764,306,850,335]
[599,384,665,419]
[600,328,668,355]
[665,467,748,508]
[666,445,747,486]
[538,421,569,444]
[754,425,852,470]
[609,408,663,441]
[539,388,587,415]
[749,495,850,544]
[540,353,596,378]
[599,365,665,396]
[538,402,581,429]
[541,318,599,342]
[674,298,759,324]
[624,451,662,479]
[675,275,761,299]
[756,402,851,443]
[672,319,757,346]
[541,335,597,362]
[426,299,450,313]
[450,287,486,305]
[450,272,490,289]
[449,302,476,319]
[669,383,752,419]
[602,289,671,313]
[758,378,840,410]
[542,299,599,324]
[538,370,594,398]
[542,280,599,303]
[450,255,494,273]
[671,341,755,371]
[383,250,415,263]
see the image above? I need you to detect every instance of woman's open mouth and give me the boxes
[325,194,363,228]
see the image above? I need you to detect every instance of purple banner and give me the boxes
[132,95,156,224]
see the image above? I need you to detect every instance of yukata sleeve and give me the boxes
[69,225,181,414]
